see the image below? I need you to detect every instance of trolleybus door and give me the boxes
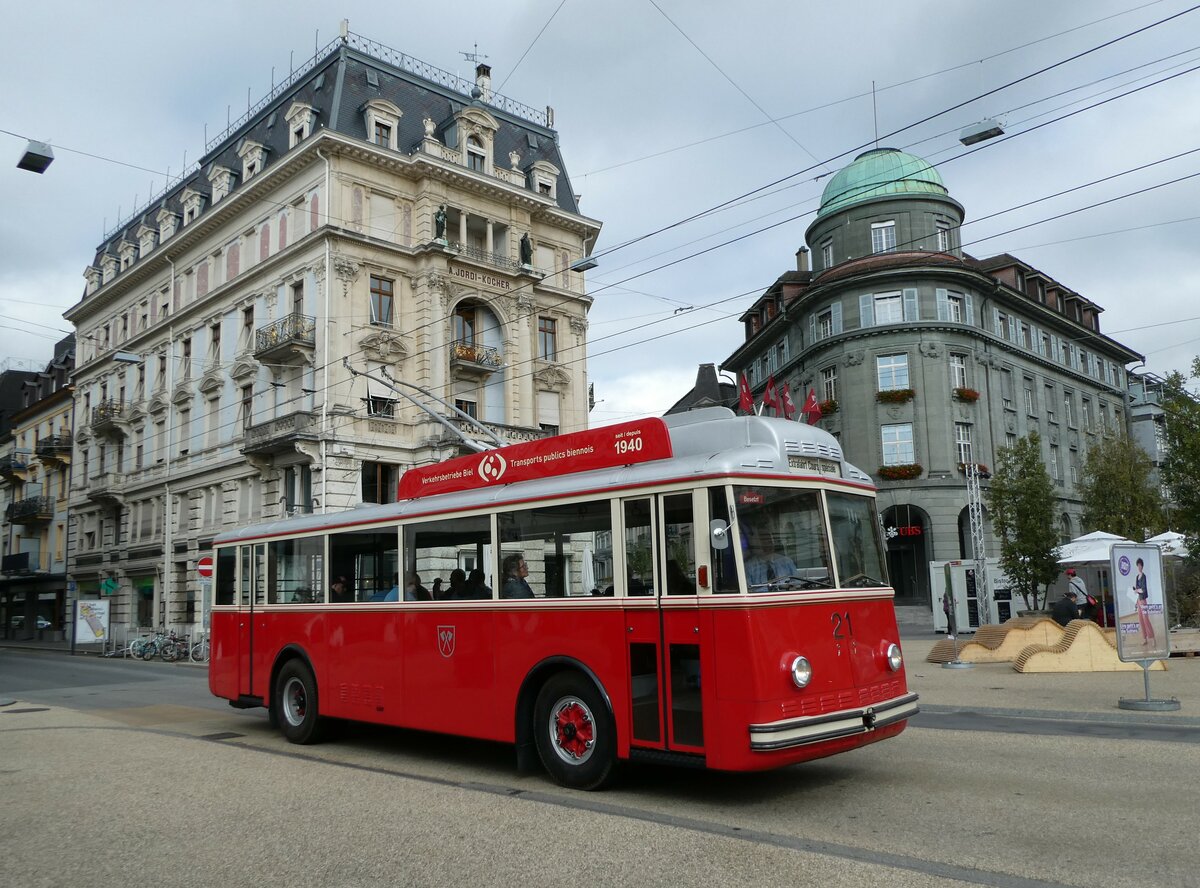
[237,543,267,698]
[620,493,705,755]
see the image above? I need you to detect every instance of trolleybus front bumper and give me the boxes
[748,692,919,751]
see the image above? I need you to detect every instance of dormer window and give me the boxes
[119,241,137,270]
[181,186,205,226]
[101,255,118,284]
[208,165,236,203]
[157,206,179,242]
[237,139,267,181]
[84,266,101,295]
[137,224,157,257]
[528,159,561,201]
[361,99,402,151]
[285,101,317,148]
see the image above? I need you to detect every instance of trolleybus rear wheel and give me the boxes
[533,673,615,790]
[276,660,326,744]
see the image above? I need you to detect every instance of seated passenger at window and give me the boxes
[431,577,445,600]
[447,568,467,600]
[402,573,431,602]
[501,553,535,599]
[743,525,797,586]
[382,574,401,602]
[330,576,352,603]
[464,568,492,600]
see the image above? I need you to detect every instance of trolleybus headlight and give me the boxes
[885,643,903,672]
[790,655,812,688]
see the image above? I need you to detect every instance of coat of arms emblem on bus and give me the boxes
[478,451,507,484]
[437,625,456,658]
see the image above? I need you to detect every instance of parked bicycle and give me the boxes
[189,635,210,663]
[159,631,190,662]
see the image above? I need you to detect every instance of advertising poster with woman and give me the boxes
[1109,544,1170,662]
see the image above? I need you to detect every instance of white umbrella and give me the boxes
[1056,531,1132,564]
[1146,531,1190,559]
[581,546,596,594]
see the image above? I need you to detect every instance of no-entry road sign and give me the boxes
[196,556,214,579]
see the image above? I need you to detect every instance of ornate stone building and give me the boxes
[722,148,1140,607]
[64,31,601,635]
[0,336,75,638]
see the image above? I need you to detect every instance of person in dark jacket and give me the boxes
[501,553,535,599]
[1050,590,1078,627]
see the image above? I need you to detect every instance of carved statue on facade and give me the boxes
[434,204,447,241]
[520,232,533,266]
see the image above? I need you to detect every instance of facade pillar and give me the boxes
[458,211,468,246]
[485,220,494,255]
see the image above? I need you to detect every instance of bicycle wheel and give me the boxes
[129,638,147,659]
[189,640,210,663]
[161,642,179,662]
[140,641,157,661]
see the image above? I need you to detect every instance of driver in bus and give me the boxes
[743,523,797,587]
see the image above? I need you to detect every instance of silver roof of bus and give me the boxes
[214,407,873,544]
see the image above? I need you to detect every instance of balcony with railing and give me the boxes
[243,410,319,456]
[11,495,53,523]
[86,471,125,506]
[451,418,549,447]
[448,242,521,272]
[36,435,73,465]
[91,400,130,437]
[255,314,316,364]
[0,453,28,478]
[450,339,503,376]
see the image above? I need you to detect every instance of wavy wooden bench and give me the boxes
[1013,620,1167,673]
[925,616,1060,664]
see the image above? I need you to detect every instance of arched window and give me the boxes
[1060,513,1073,546]
[466,136,486,173]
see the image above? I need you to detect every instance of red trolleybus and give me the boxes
[209,407,916,789]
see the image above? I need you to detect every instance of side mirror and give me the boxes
[710,519,730,550]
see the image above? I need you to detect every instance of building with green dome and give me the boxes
[719,147,1142,615]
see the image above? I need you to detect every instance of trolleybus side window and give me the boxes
[497,498,614,598]
[660,493,697,595]
[707,487,739,593]
[734,487,832,592]
[623,499,655,596]
[826,492,888,588]
[328,529,397,603]
[268,536,325,604]
[215,548,236,605]
[404,514,493,601]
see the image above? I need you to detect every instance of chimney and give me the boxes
[475,63,492,103]
[796,247,810,272]
[546,105,555,128]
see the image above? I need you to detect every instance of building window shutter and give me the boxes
[809,314,817,343]
[992,307,1001,334]
[936,288,948,321]
[831,302,843,334]
[903,288,919,322]
[859,294,874,328]
[1029,324,1039,352]
[964,293,974,327]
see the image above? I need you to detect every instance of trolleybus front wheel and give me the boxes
[533,673,615,790]
[275,659,326,744]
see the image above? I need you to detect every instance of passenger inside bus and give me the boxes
[464,568,491,599]
[447,568,467,599]
[501,553,535,599]
[330,576,351,603]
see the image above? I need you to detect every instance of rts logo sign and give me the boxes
[478,452,507,484]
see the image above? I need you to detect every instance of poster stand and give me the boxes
[1118,661,1180,712]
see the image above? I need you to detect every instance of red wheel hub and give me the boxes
[553,701,594,759]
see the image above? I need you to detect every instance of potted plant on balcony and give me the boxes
[957,462,991,477]
[876,388,915,405]
[953,387,980,402]
[878,463,923,480]
[818,398,839,416]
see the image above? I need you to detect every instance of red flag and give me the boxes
[737,373,753,414]
[780,383,797,420]
[802,388,822,425]
[762,375,780,415]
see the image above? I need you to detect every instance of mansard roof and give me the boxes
[86,35,580,288]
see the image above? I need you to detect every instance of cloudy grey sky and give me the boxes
[3,0,1199,423]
